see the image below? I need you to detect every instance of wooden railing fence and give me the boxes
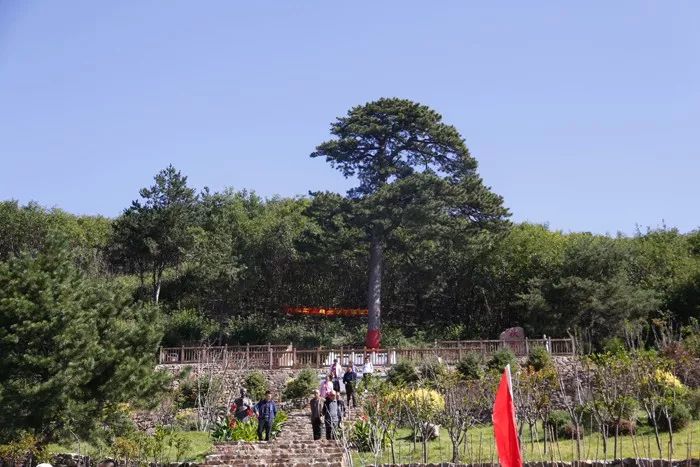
[158,338,574,369]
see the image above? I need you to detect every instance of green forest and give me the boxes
[2,99,698,351]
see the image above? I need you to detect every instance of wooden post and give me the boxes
[525,337,529,356]
[180,345,184,363]
[224,344,228,365]
[458,346,463,361]
[268,343,273,370]
[340,346,344,366]
[293,346,297,368]
[246,343,250,366]
[317,347,321,369]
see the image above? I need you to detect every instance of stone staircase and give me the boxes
[202,408,355,467]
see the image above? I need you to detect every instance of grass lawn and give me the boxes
[47,431,214,463]
[352,420,700,466]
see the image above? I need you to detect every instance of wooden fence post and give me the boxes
[525,337,529,356]
[268,343,273,370]
[180,345,184,363]
[316,347,321,368]
[246,343,250,366]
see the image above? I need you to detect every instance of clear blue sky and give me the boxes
[1,1,698,234]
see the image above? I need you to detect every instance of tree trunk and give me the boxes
[653,419,662,457]
[451,439,460,463]
[152,265,163,304]
[365,231,383,348]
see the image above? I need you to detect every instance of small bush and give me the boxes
[176,379,198,409]
[487,348,518,373]
[655,402,692,432]
[684,336,700,359]
[456,353,485,380]
[0,433,46,466]
[527,346,553,371]
[163,308,219,346]
[283,369,318,401]
[545,410,583,439]
[607,419,637,436]
[351,419,383,452]
[419,359,448,381]
[244,371,269,401]
[386,388,445,414]
[602,337,626,355]
[211,411,287,442]
[173,409,198,431]
[176,376,223,409]
[387,360,419,386]
[102,403,138,439]
[546,410,571,435]
[688,388,700,419]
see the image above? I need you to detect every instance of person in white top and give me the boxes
[361,356,374,387]
[329,359,343,392]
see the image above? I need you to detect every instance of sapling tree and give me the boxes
[439,373,496,463]
[587,351,639,460]
[556,352,588,461]
[634,351,671,457]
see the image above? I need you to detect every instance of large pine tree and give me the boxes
[312,98,508,348]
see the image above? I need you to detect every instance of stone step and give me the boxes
[208,407,350,467]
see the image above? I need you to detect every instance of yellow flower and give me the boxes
[386,388,445,412]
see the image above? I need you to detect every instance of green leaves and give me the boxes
[0,241,167,443]
[312,98,475,197]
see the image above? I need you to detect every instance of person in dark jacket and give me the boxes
[342,366,357,408]
[323,391,343,440]
[254,390,277,441]
[309,389,324,440]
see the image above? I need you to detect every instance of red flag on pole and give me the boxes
[493,364,522,467]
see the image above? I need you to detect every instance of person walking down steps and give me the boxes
[309,389,324,441]
[343,365,357,408]
[319,374,333,398]
[232,388,254,421]
[254,390,277,441]
[329,359,343,393]
[323,390,343,440]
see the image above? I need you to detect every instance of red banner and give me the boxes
[283,306,368,317]
[493,365,522,467]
